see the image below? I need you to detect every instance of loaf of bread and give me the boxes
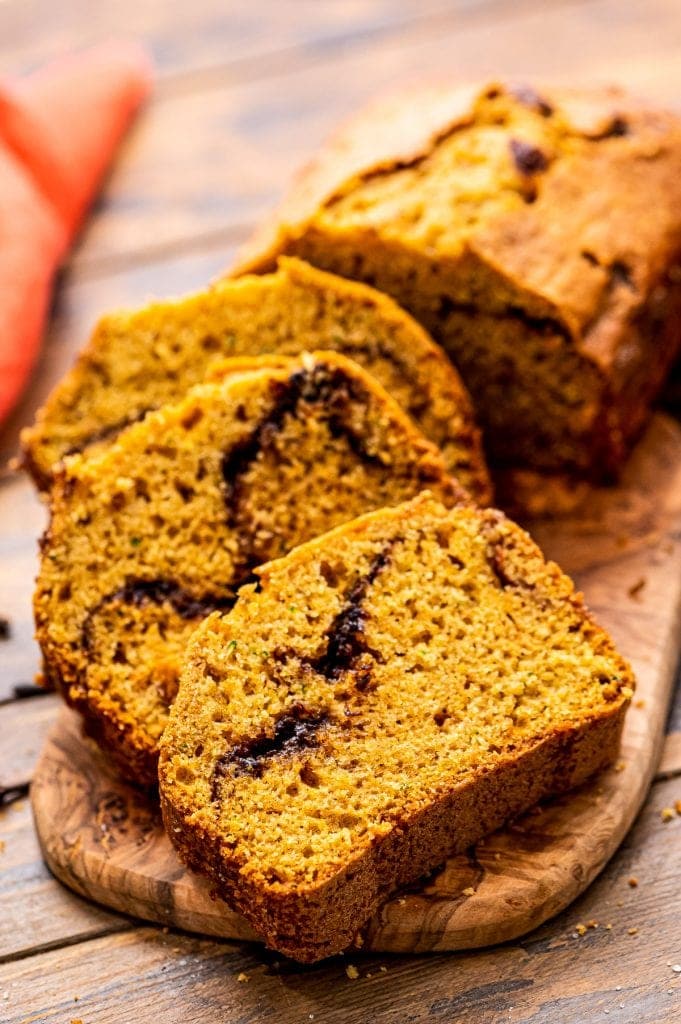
[159,492,633,962]
[233,82,681,511]
[35,352,464,784]
[21,256,490,504]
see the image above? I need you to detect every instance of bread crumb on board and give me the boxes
[237,972,249,983]
[661,807,676,823]
[628,876,638,887]
[346,965,360,980]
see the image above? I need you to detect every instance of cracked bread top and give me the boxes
[234,81,681,374]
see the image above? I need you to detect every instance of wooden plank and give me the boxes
[0,0,492,79]
[0,697,131,961]
[0,691,676,966]
[667,676,681,734]
[2,775,680,1023]
[0,695,59,793]
[57,0,681,278]
[0,789,132,963]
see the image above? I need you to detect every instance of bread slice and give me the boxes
[35,352,464,784]
[232,82,681,510]
[21,256,490,504]
[159,493,633,963]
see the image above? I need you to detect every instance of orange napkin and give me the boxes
[0,42,152,425]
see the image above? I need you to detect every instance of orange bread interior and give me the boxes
[35,353,463,784]
[160,493,633,962]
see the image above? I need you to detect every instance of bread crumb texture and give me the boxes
[35,354,463,784]
[159,493,633,961]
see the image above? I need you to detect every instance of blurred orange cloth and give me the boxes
[0,41,152,425]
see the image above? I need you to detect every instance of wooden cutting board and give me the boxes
[30,413,681,955]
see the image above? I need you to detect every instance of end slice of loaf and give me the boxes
[21,256,490,504]
[159,493,633,963]
[232,82,681,506]
[35,352,464,784]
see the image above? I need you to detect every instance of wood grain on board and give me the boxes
[30,414,681,956]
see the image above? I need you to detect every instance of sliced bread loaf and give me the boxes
[22,256,490,503]
[35,352,463,784]
[159,492,633,962]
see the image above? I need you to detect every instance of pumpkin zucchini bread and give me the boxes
[233,81,681,509]
[35,352,464,784]
[21,256,490,504]
[159,492,633,963]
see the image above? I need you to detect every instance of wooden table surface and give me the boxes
[1,2,681,1021]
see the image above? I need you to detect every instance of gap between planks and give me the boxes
[150,0,598,101]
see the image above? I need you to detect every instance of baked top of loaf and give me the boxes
[234,82,681,371]
[232,82,681,497]
[159,493,633,962]
[21,255,490,504]
[35,352,463,784]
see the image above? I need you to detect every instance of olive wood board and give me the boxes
[31,414,681,955]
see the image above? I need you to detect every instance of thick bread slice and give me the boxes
[21,256,490,504]
[159,493,633,963]
[35,352,464,784]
